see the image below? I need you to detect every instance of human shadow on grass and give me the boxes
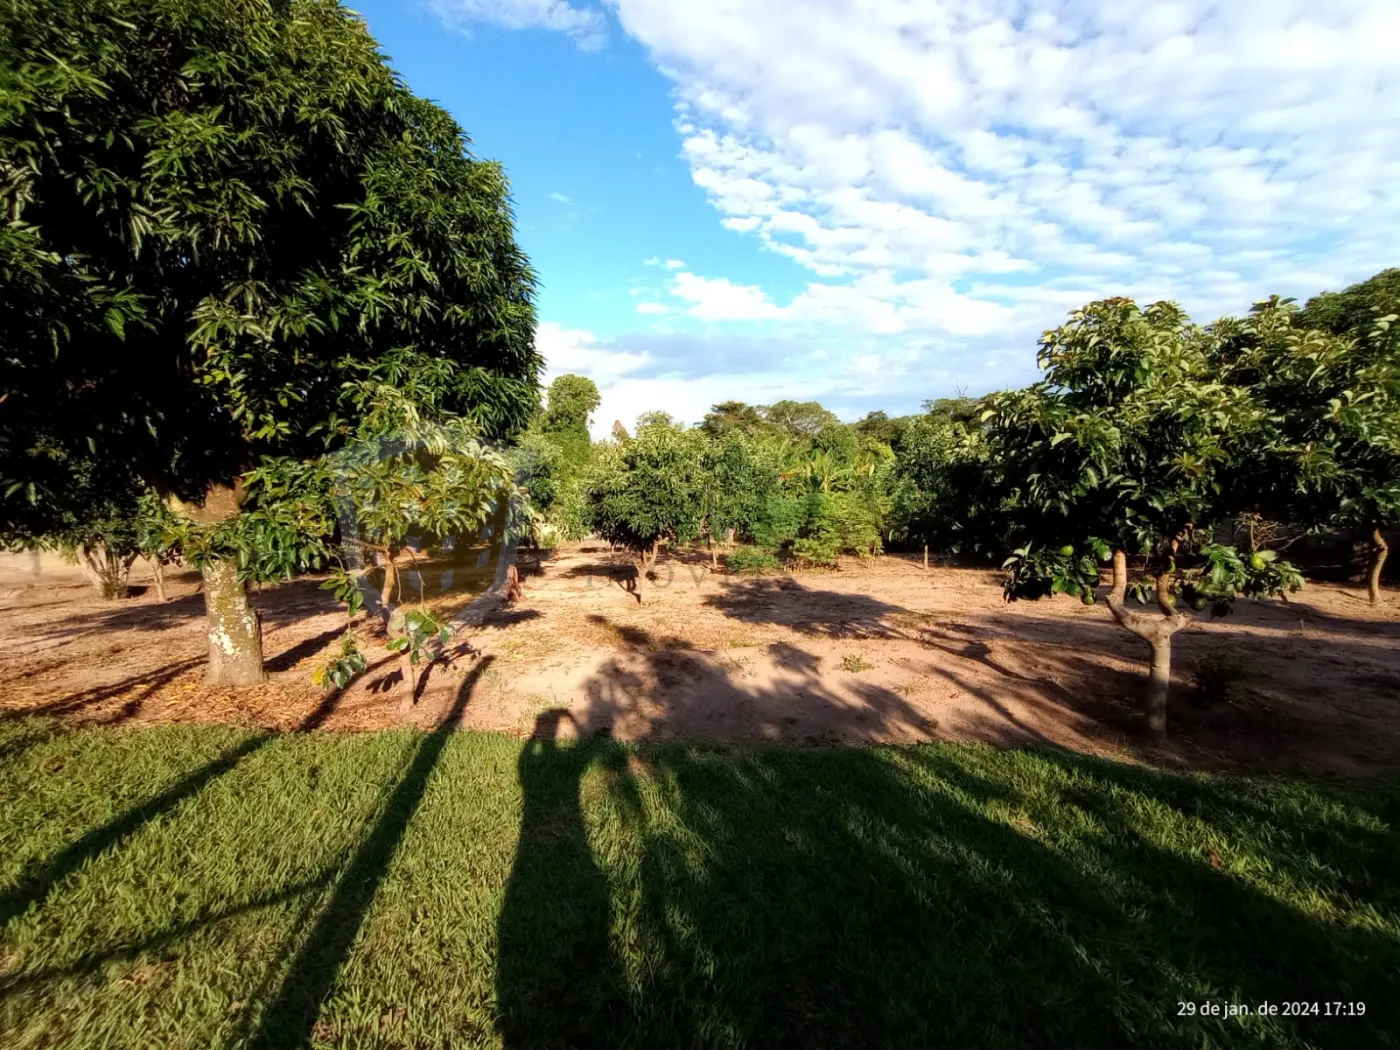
[244,655,496,1049]
[495,710,625,1048]
[493,727,1400,1049]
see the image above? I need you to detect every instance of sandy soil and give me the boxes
[4,544,1399,777]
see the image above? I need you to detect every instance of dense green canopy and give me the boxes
[0,0,539,517]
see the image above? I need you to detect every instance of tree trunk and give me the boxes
[201,558,266,687]
[1103,549,1189,741]
[635,539,660,605]
[1147,636,1172,737]
[151,559,167,602]
[78,543,131,599]
[396,651,417,717]
[709,534,719,570]
[923,545,929,571]
[378,549,399,626]
[1368,527,1389,606]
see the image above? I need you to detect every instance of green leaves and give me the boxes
[583,415,706,554]
[2,0,540,541]
[387,607,454,668]
[311,633,368,692]
[1002,541,1108,603]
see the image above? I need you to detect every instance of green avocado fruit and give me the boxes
[1249,553,1266,570]
[1081,592,1095,605]
[1059,545,1075,556]
[1191,596,1209,611]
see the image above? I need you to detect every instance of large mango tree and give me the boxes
[0,0,539,684]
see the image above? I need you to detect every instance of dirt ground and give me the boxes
[4,544,1400,777]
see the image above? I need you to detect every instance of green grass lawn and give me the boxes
[0,715,1396,1050]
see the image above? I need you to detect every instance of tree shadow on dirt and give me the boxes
[0,658,206,725]
[568,621,935,744]
[493,725,1400,1048]
[702,576,914,638]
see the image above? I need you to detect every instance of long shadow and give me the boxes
[245,655,496,1049]
[493,737,1400,1047]
[572,620,933,743]
[0,658,204,724]
[264,627,346,673]
[495,710,624,1047]
[0,872,333,999]
[0,733,272,928]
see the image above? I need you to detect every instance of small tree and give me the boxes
[318,391,526,712]
[696,430,778,566]
[584,416,703,603]
[986,299,1302,738]
[0,453,173,599]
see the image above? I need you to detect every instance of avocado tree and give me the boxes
[985,299,1302,738]
[0,0,539,684]
[1212,287,1400,604]
[584,416,703,603]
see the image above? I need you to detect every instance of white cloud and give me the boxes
[548,191,573,203]
[663,258,686,270]
[429,0,606,49]
[536,321,649,386]
[601,0,1400,353]
[635,302,670,314]
[668,272,785,321]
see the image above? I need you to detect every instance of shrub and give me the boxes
[792,492,882,567]
[726,547,782,576]
[750,495,807,549]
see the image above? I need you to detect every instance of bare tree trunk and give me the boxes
[396,651,417,717]
[151,559,167,602]
[1368,527,1389,606]
[78,543,131,599]
[378,549,399,627]
[201,558,266,687]
[1147,637,1172,737]
[635,539,660,605]
[709,533,719,570]
[1103,549,1189,741]
[923,545,929,571]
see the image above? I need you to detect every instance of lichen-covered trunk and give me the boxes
[201,558,266,687]
[1368,527,1389,606]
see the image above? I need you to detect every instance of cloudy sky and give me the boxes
[353,0,1400,435]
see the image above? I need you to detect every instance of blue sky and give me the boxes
[351,0,1400,435]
